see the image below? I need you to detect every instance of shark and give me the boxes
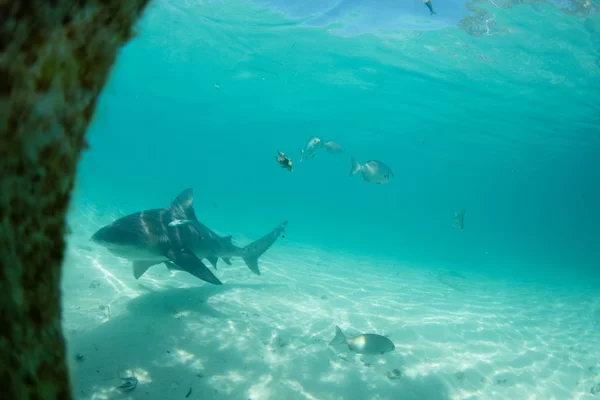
[90,188,287,285]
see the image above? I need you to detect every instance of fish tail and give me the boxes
[329,325,347,346]
[300,149,305,163]
[241,221,287,275]
[350,156,361,177]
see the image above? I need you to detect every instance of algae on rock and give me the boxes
[0,1,149,398]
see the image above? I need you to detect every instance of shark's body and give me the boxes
[167,217,286,275]
[90,189,287,285]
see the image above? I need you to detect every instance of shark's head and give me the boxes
[90,210,172,259]
[90,224,146,259]
[90,189,207,263]
[91,224,140,249]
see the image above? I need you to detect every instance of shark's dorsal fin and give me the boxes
[170,188,198,221]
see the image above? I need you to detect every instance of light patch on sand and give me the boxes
[247,374,273,399]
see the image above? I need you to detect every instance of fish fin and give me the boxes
[207,256,219,270]
[170,188,198,221]
[132,261,158,279]
[241,221,288,275]
[329,325,347,346]
[300,149,304,163]
[222,257,232,265]
[166,249,222,285]
[163,261,181,271]
[350,157,361,177]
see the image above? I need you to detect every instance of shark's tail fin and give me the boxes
[241,220,288,275]
[350,157,362,177]
[329,325,347,346]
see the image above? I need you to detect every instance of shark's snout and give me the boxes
[90,222,147,250]
[91,225,126,247]
[90,226,110,245]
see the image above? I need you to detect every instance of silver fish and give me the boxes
[452,208,465,229]
[324,140,345,154]
[300,137,324,162]
[329,325,395,355]
[349,157,393,184]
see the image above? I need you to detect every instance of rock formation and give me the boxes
[0,1,149,398]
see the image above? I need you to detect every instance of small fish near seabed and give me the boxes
[329,325,395,355]
[349,157,394,184]
[452,208,466,229]
[275,150,293,172]
[117,375,138,392]
[324,140,345,155]
[300,136,324,162]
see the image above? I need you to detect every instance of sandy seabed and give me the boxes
[62,207,600,400]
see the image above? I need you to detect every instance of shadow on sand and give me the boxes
[67,283,451,400]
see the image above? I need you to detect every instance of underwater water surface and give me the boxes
[63,0,600,399]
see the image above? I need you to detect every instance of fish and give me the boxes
[349,157,394,184]
[452,208,465,229]
[300,137,324,162]
[90,188,287,284]
[117,376,138,392]
[424,0,437,15]
[275,150,293,172]
[329,325,395,355]
[167,216,287,275]
[324,140,345,154]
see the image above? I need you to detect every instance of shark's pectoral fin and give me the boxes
[207,256,219,270]
[222,257,232,265]
[133,261,159,280]
[163,261,181,271]
[166,249,222,285]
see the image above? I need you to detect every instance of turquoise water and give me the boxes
[66,0,600,398]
